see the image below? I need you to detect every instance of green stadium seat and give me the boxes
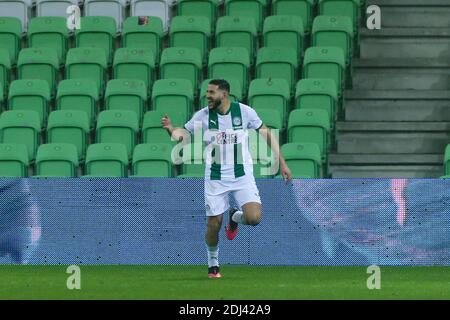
[248,130,275,178]
[215,16,257,61]
[288,109,330,163]
[160,47,202,91]
[444,144,450,175]
[256,47,298,94]
[263,15,305,59]
[105,79,147,126]
[84,143,128,177]
[200,78,243,109]
[0,17,22,66]
[131,143,174,177]
[224,0,266,33]
[303,46,345,97]
[56,79,100,129]
[0,49,10,97]
[281,142,322,178]
[8,79,51,126]
[0,110,41,161]
[248,78,290,127]
[177,0,219,31]
[47,110,90,161]
[170,16,211,64]
[319,0,361,30]
[122,16,163,64]
[113,48,155,95]
[141,110,185,145]
[312,15,354,66]
[130,0,173,33]
[0,84,3,109]
[65,47,108,95]
[271,0,315,34]
[178,142,205,178]
[255,108,283,144]
[35,143,79,177]
[28,16,69,62]
[96,110,139,160]
[75,16,117,65]
[17,47,59,96]
[0,143,29,177]
[295,78,338,125]
[208,47,250,92]
[151,79,194,123]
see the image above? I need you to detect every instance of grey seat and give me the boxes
[36,0,79,18]
[130,0,173,33]
[0,0,32,33]
[84,0,127,32]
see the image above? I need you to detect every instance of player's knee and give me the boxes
[246,213,261,226]
[207,218,222,232]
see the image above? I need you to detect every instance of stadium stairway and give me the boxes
[329,0,450,178]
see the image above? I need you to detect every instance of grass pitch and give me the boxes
[0,265,449,300]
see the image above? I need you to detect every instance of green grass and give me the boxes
[0,265,449,300]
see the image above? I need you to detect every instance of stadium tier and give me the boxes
[0,0,449,178]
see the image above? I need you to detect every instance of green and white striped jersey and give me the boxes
[184,102,263,181]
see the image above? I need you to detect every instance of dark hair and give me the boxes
[208,79,230,93]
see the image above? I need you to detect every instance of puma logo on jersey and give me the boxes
[210,120,217,125]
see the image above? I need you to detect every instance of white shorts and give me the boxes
[204,175,262,216]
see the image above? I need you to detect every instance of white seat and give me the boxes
[36,0,79,18]
[0,0,32,32]
[84,0,127,32]
[130,0,173,33]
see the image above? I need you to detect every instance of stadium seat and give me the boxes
[0,110,41,161]
[247,129,275,178]
[0,143,29,177]
[303,46,345,97]
[177,0,219,31]
[170,16,211,64]
[281,142,322,178]
[75,16,116,65]
[271,0,315,34]
[105,79,148,126]
[318,0,360,30]
[200,78,243,109]
[263,15,305,59]
[151,79,193,123]
[65,47,108,95]
[215,16,257,61]
[160,47,202,91]
[248,78,290,128]
[0,0,31,32]
[122,16,163,65]
[255,47,298,94]
[84,0,127,32]
[255,108,283,144]
[17,47,60,96]
[178,142,205,178]
[312,15,354,66]
[0,83,3,108]
[96,110,139,160]
[0,17,22,66]
[113,48,155,95]
[84,143,129,177]
[295,78,338,125]
[36,0,79,18]
[8,79,51,126]
[35,143,79,177]
[287,108,330,162]
[142,110,185,144]
[224,0,266,33]
[56,79,99,128]
[47,110,90,161]
[0,49,11,96]
[444,145,450,175]
[130,0,172,33]
[28,16,69,63]
[208,47,250,92]
[131,143,174,177]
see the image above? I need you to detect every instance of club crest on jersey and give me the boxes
[232,117,242,127]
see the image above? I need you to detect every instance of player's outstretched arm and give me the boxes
[161,114,191,143]
[259,124,292,182]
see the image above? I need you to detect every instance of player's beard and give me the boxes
[208,98,222,111]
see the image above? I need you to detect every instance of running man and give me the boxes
[162,79,292,278]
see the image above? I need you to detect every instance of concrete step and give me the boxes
[365,0,450,28]
[336,122,450,154]
[352,59,450,90]
[360,28,450,60]
[344,90,450,121]
[330,165,444,178]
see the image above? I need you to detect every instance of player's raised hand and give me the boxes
[161,114,172,130]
